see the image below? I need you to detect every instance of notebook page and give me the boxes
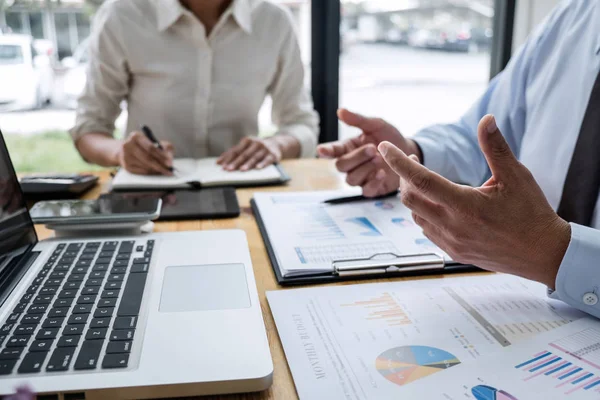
[111,159,197,190]
[195,158,282,186]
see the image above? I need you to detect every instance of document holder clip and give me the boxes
[332,252,445,277]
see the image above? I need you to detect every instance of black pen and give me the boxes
[324,190,399,205]
[141,125,174,172]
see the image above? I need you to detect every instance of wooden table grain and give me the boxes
[34,159,483,400]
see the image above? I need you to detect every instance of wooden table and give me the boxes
[34,159,480,400]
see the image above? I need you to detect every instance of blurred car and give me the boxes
[60,38,89,109]
[409,28,471,53]
[0,35,54,110]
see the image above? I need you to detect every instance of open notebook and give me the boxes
[111,158,289,190]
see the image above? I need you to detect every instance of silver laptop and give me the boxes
[0,131,273,398]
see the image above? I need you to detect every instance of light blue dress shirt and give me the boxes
[412,0,600,318]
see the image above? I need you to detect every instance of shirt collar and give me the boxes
[155,0,186,32]
[155,0,253,34]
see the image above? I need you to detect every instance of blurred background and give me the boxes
[0,0,555,173]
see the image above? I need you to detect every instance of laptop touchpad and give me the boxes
[160,264,250,312]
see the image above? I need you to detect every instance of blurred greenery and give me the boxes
[4,130,106,173]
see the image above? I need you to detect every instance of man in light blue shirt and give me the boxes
[318,0,600,317]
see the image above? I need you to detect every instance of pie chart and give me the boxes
[376,345,461,386]
[472,385,519,400]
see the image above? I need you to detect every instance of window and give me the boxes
[338,0,494,140]
[75,13,91,43]
[0,45,24,65]
[5,12,24,34]
[28,12,45,39]
[54,13,73,60]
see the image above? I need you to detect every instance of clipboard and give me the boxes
[250,199,481,286]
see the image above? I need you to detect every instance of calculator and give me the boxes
[19,174,99,199]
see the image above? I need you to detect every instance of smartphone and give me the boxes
[29,196,162,224]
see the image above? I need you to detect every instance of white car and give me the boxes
[0,34,54,110]
[61,39,88,110]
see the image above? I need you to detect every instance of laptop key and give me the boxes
[27,304,48,314]
[113,260,128,267]
[118,241,134,254]
[106,341,132,354]
[101,290,120,299]
[99,251,115,258]
[49,271,67,279]
[36,328,59,340]
[18,352,48,373]
[110,266,127,274]
[118,273,147,317]
[90,318,111,328]
[130,264,150,274]
[63,325,84,336]
[75,260,92,267]
[13,303,28,313]
[66,243,83,252]
[114,316,137,330]
[14,325,36,336]
[45,279,63,287]
[85,328,107,340]
[102,242,118,251]
[79,253,95,261]
[73,304,93,314]
[92,264,108,272]
[110,329,134,341]
[0,323,14,335]
[108,274,125,282]
[105,282,122,290]
[53,265,71,272]
[102,353,129,369]
[39,287,57,295]
[116,254,130,260]
[94,307,114,318]
[34,295,54,304]
[20,293,34,303]
[58,290,77,299]
[74,340,103,370]
[85,279,103,287]
[0,359,17,375]
[0,348,23,360]
[26,284,40,295]
[6,336,29,347]
[42,317,65,329]
[82,287,99,295]
[67,274,85,282]
[21,315,42,325]
[63,282,81,290]
[30,339,53,352]
[73,266,88,274]
[48,307,70,318]
[77,295,96,304]
[46,347,76,372]
[67,314,88,325]
[89,271,106,279]
[6,313,20,323]
[54,298,74,308]
[98,298,117,308]
[57,335,80,347]
[94,258,112,266]
[133,257,150,264]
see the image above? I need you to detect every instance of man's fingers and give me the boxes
[361,169,388,197]
[344,154,381,186]
[257,154,277,169]
[336,144,378,173]
[338,108,385,132]
[132,140,173,175]
[378,141,463,205]
[400,178,448,225]
[317,136,361,159]
[477,114,519,181]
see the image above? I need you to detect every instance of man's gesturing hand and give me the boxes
[317,109,421,197]
[378,114,571,288]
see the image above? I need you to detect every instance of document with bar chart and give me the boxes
[403,317,600,399]
[253,191,449,277]
[267,274,585,399]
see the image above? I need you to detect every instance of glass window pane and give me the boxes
[54,13,72,59]
[340,1,494,140]
[75,13,91,43]
[258,0,312,136]
[5,12,24,34]
[28,12,45,39]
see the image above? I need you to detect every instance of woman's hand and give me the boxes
[217,137,283,171]
[118,131,174,176]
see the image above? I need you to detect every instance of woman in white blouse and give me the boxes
[70,0,319,175]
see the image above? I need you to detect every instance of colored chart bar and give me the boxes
[559,367,582,380]
[545,361,571,376]
[530,357,560,372]
[515,351,552,369]
[584,378,600,390]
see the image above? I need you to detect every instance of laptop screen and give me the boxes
[0,131,37,261]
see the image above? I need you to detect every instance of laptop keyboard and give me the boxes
[0,239,154,375]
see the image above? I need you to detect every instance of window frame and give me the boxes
[311,0,516,144]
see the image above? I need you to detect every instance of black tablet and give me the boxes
[102,188,240,221]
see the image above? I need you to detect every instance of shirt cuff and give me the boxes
[412,132,448,176]
[554,223,600,317]
[276,124,317,158]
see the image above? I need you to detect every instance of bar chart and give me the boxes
[515,349,600,395]
[341,292,412,326]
